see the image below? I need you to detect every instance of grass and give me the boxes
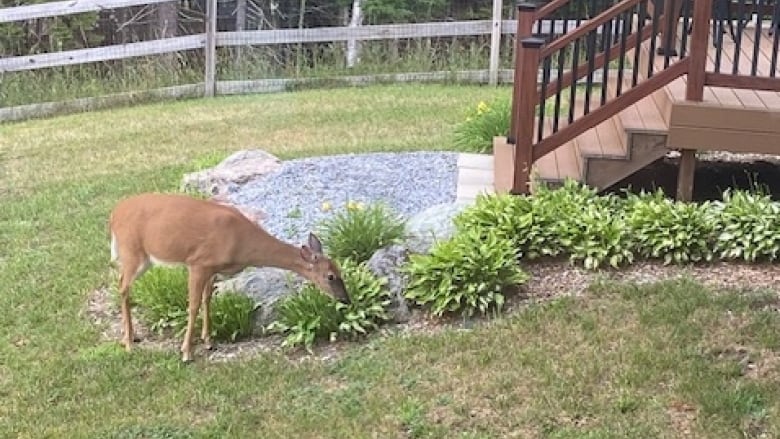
[1,84,780,437]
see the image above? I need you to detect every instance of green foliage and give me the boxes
[712,189,780,262]
[403,228,529,318]
[453,98,511,153]
[101,425,194,439]
[267,259,391,351]
[625,189,716,264]
[132,267,190,336]
[455,180,632,268]
[131,267,257,342]
[318,201,407,264]
[209,292,258,342]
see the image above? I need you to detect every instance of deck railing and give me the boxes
[508,0,696,193]
[506,0,780,194]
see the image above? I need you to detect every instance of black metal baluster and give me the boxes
[553,18,569,133]
[733,0,746,75]
[538,55,552,143]
[633,1,647,86]
[617,9,631,97]
[601,17,614,106]
[773,0,780,77]
[584,30,597,115]
[751,0,764,76]
[648,0,661,77]
[679,0,692,57]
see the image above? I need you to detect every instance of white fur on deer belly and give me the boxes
[149,255,183,267]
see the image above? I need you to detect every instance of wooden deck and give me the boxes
[488,23,780,195]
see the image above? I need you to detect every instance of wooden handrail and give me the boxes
[541,0,642,57]
[533,0,572,20]
[541,21,655,101]
[532,58,689,161]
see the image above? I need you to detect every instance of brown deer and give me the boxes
[109,192,349,362]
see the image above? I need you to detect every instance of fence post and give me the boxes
[676,0,712,201]
[488,0,504,86]
[204,0,217,97]
[512,37,544,195]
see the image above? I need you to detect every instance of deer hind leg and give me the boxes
[200,276,216,351]
[117,256,150,352]
[181,267,210,363]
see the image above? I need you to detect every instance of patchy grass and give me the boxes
[1,84,779,438]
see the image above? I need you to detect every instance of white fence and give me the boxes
[0,0,601,121]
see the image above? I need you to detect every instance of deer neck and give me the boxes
[246,230,312,276]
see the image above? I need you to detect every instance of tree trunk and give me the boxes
[346,0,363,68]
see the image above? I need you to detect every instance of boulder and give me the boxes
[215,267,303,330]
[404,201,473,254]
[181,149,282,196]
[366,244,413,323]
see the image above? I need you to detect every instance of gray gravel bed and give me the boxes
[226,151,460,243]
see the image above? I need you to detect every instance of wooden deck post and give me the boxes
[511,37,545,195]
[508,3,537,145]
[676,0,713,202]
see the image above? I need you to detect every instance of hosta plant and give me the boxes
[403,228,529,318]
[564,200,633,270]
[625,189,717,264]
[267,259,390,351]
[712,189,780,262]
[318,201,406,263]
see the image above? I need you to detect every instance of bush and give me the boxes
[625,189,716,264]
[318,201,406,264]
[403,228,529,318]
[453,97,511,153]
[712,189,780,262]
[131,267,257,342]
[267,259,391,351]
[454,180,632,268]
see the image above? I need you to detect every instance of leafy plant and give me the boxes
[564,198,633,270]
[131,267,257,342]
[209,292,258,342]
[131,267,190,336]
[712,188,780,262]
[267,259,391,351]
[403,228,529,318]
[454,191,563,260]
[318,201,406,263]
[453,97,511,153]
[625,189,717,264]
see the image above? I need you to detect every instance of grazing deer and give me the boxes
[109,192,349,362]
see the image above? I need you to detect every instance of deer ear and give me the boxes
[308,233,323,253]
[300,245,319,263]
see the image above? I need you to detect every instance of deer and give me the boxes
[108,192,349,363]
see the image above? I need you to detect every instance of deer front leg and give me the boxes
[117,272,134,352]
[181,268,208,363]
[200,277,215,351]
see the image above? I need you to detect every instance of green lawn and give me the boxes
[1,84,779,438]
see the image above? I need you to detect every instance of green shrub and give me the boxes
[454,180,631,268]
[132,267,190,336]
[453,97,511,153]
[267,259,391,351]
[403,228,529,318]
[318,201,406,264]
[712,189,780,262]
[209,292,258,342]
[131,267,257,342]
[625,189,716,264]
[454,191,562,260]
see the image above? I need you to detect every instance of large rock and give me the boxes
[404,201,473,254]
[181,149,282,196]
[215,267,303,330]
[366,244,412,323]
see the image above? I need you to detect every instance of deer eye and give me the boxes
[327,273,335,281]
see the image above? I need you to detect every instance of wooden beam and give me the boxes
[0,0,176,23]
[676,149,696,201]
[705,73,780,92]
[0,35,204,73]
[204,0,217,97]
[685,0,712,101]
[513,37,545,195]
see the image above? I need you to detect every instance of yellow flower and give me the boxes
[347,200,365,211]
[476,101,490,115]
[321,201,332,212]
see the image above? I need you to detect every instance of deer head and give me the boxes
[299,233,350,304]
